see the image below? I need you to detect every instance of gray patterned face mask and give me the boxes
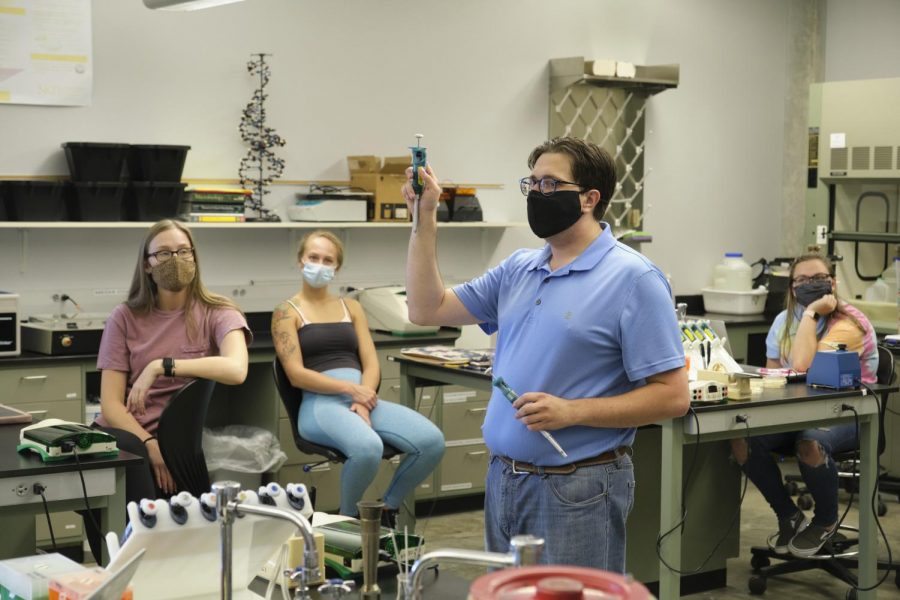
[151,257,196,292]
[794,280,832,307]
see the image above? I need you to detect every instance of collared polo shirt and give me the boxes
[453,223,685,465]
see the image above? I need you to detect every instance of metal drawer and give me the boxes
[441,400,487,443]
[441,384,491,404]
[438,443,489,496]
[379,378,438,408]
[17,398,82,424]
[376,349,401,380]
[36,511,83,546]
[0,366,82,406]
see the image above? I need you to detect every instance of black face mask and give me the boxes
[526,190,584,238]
[794,280,833,307]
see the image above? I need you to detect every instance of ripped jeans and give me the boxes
[739,424,858,526]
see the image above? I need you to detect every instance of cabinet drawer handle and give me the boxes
[21,375,48,382]
[466,450,487,457]
[389,385,400,391]
[466,407,487,414]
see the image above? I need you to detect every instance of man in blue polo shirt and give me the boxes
[402,137,689,572]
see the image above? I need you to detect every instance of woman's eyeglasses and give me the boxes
[147,248,195,262]
[792,273,831,286]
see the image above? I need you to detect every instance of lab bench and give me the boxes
[0,326,461,554]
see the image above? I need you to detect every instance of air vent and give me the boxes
[874,146,892,170]
[852,146,870,170]
[831,147,848,170]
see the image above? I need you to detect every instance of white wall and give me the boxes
[824,0,900,82]
[2,0,801,320]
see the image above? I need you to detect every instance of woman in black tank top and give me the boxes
[271,231,444,518]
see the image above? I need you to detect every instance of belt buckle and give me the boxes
[510,459,529,475]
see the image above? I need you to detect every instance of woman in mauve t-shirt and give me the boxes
[93,220,250,528]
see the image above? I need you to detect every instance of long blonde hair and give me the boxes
[779,251,864,361]
[126,220,241,340]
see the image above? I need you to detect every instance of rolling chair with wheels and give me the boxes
[747,344,900,597]
[271,358,400,509]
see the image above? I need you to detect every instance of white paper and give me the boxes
[0,0,92,106]
[830,132,846,149]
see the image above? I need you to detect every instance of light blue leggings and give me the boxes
[298,368,445,516]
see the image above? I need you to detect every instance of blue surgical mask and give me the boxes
[302,262,335,288]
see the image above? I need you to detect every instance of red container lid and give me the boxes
[468,566,652,600]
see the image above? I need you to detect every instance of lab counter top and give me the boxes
[0,328,462,367]
[688,312,773,326]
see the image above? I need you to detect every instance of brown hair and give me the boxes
[778,251,865,361]
[527,137,617,221]
[297,230,344,269]
[126,220,240,340]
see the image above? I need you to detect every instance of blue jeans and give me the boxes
[484,452,635,572]
[298,368,445,516]
[740,424,858,526]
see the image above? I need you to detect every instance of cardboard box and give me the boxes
[347,155,411,222]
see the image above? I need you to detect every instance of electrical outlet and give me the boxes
[815,225,828,245]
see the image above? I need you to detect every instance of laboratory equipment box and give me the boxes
[61,142,129,182]
[127,182,187,221]
[70,182,128,221]
[288,193,369,222]
[127,144,191,182]
[0,292,19,357]
[347,155,411,222]
[3,181,69,221]
[701,287,768,315]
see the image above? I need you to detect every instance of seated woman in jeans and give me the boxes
[271,230,444,525]
[730,251,878,557]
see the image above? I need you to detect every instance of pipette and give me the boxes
[409,133,426,233]
[492,377,568,458]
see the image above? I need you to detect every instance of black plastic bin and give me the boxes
[62,142,130,182]
[0,183,8,221]
[127,145,191,182]
[70,182,128,221]
[4,181,69,221]
[128,182,187,221]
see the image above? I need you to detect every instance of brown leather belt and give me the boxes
[497,446,632,475]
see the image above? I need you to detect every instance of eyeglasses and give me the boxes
[147,247,194,262]
[792,273,831,286]
[519,176,584,197]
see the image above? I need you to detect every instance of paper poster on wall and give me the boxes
[0,0,92,106]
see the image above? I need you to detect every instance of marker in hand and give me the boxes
[492,377,568,458]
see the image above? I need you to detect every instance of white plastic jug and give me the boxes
[712,253,753,292]
[864,278,890,303]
